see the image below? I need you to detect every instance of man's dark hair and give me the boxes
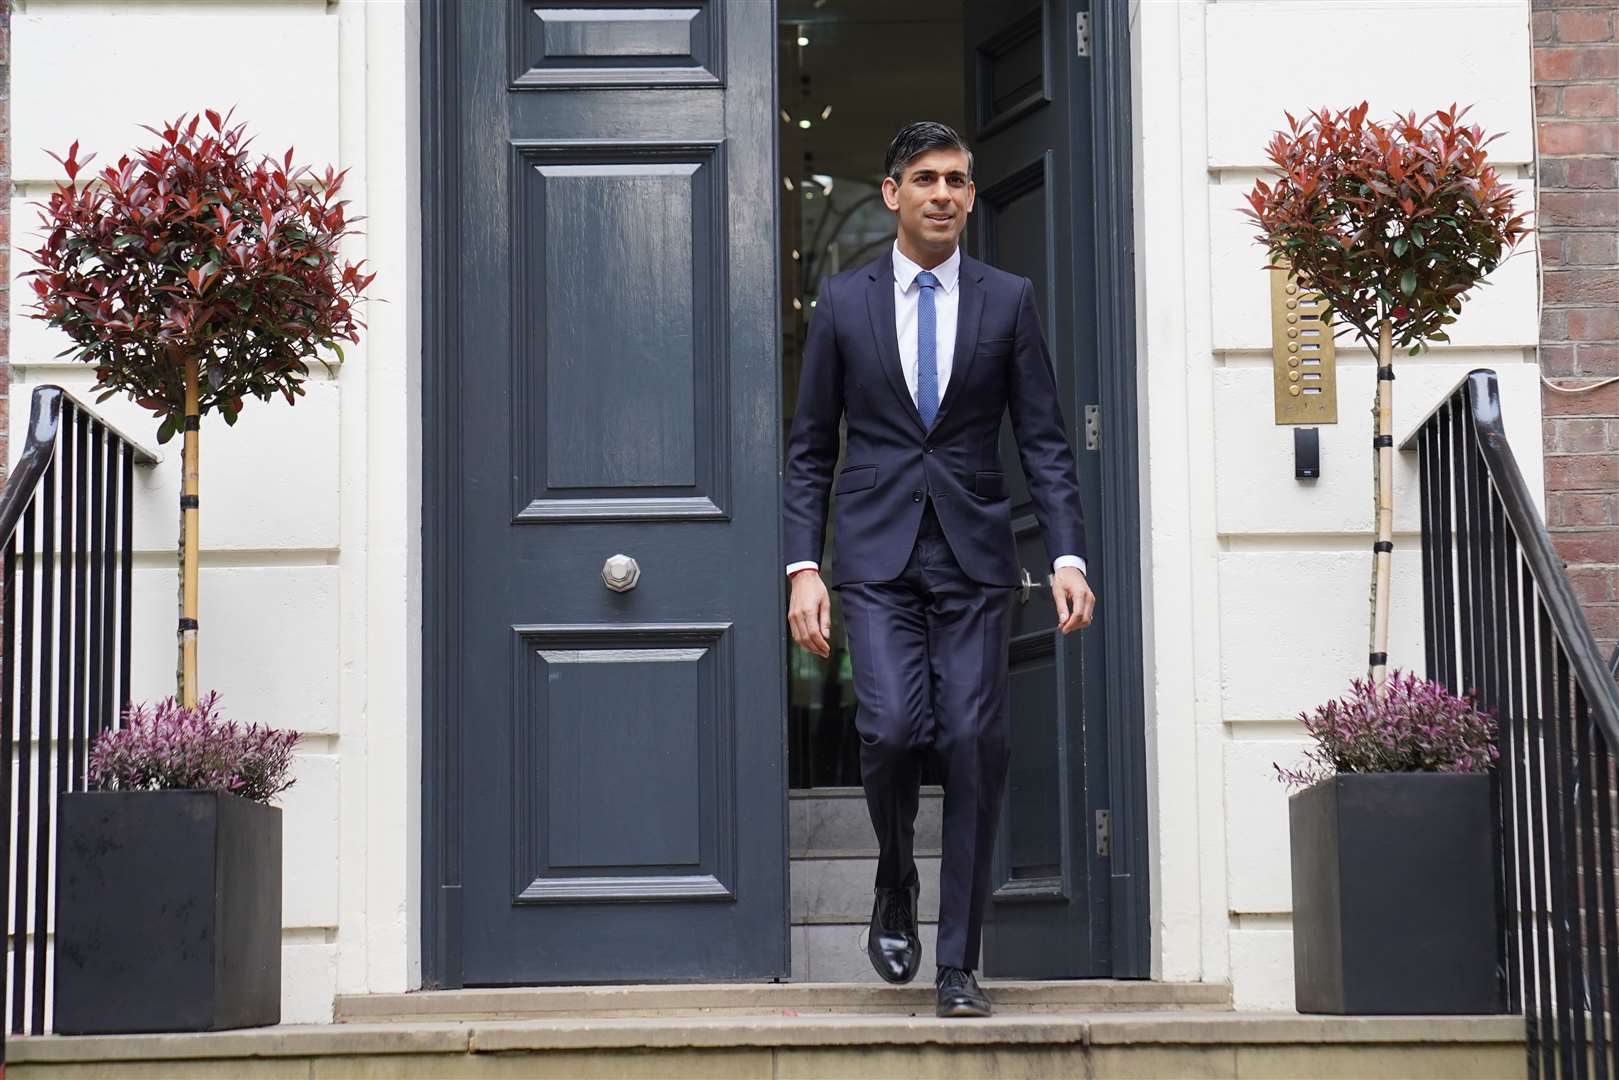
[883,121,973,184]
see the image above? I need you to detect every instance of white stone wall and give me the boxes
[1132,0,1541,1009]
[10,0,420,1023]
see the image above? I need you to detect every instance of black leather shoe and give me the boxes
[935,966,992,1018]
[865,874,921,984]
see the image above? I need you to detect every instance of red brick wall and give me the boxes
[1533,0,1619,658]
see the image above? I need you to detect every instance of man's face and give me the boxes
[882,147,975,258]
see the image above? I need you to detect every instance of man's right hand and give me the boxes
[788,570,832,659]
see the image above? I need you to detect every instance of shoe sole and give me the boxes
[935,1002,993,1018]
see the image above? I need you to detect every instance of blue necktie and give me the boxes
[915,270,940,428]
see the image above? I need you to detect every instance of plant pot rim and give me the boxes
[1288,770,1491,796]
[71,788,280,808]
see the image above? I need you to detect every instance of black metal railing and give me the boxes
[0,386,157,1044]
[1404,368,1619,1080]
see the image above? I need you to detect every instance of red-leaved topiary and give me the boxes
[24,108,375,704]
[1241,102,1531,688]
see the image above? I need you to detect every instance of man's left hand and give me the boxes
[1051,566,1094,634]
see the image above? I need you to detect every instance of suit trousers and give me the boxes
[834,495,1016,971]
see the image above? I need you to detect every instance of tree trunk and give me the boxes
[1368,318,1394,688]
[178,352,201,707]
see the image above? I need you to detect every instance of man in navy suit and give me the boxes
[783,122,1095,1017]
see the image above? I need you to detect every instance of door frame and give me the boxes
[421,0,464,990]
[418,0,1149,989]
[1082,0,1151,979]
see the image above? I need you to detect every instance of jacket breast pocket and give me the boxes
[973,471,1007,499]
[835,464,877,494]
[974,336,1013,359]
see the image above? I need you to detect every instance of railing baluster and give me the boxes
[119,444,135,716]
[1500,516,1527,1015]
[1578,680,1608,1077]
[1526,568,1557,1079]
[71,412,89,792]
[29,458,58,1036]
[1457,396,1483,693]
[1,540,15,1033]
[1438,403,1458,691]
[101,442,119,735]
[1419,428,1438,678]
[1587,690,1619,1072]
[1484,469,1515,1017]
[86,424,105,744]
[11,503,36,1035]
[1554,647,1580,1075]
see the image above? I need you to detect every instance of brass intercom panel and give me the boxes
[1270,261,1338,424]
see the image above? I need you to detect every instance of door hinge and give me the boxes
[1095,809,1112,856]
[1076,12,1092,58]
[1084,404,1101,451]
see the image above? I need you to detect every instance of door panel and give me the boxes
[967,0,1113,978]
[450,0,786,985]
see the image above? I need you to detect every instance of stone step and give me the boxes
[791,855,943,923]
[791,921,940,984]
[789,787,944,856]
[334,980,1235,1023]
[12,1011,1526,1080]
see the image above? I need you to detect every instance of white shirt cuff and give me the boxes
[786,561,820,577]
[1053,555,1086,576]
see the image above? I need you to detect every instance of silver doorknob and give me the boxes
[602,554,640,592]
[1018,567,1035,604]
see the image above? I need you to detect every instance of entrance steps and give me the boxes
[6,997,1526,1079]
[791,787,941,981]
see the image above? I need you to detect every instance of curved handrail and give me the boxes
[0,387,161,547]
[1400,367,1619,750]
[0,388,64,546]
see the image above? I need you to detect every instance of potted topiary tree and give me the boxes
[1276,670,1503,1014]
[24,108,374,706]
[1240,101,1530,688]
[53,692,300,1033]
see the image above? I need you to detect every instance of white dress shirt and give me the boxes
[788,241,1087,580]
[892,242,962,406]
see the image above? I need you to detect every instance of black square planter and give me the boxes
[54,789,282,1034]
[1289,772,1504,1014]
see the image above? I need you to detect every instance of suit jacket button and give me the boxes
[912,490,923,502]
[925,446,934,454]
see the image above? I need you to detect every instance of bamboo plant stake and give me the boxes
[1368,319,1394,690]
[179,349,201,707]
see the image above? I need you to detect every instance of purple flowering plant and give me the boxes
[88,690,301,805]
[1275,668,1499,789]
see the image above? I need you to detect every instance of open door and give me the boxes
[967,0,1115,978]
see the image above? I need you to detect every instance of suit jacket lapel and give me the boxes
[866,252,926,435]
[932,256,985,429]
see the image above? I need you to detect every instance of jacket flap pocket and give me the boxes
[835,464,878,494]
[974,470,1006,498]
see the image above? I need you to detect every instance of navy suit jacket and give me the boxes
[783,249,1088,588]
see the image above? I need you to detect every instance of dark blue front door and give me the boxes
[443,0,787,985]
